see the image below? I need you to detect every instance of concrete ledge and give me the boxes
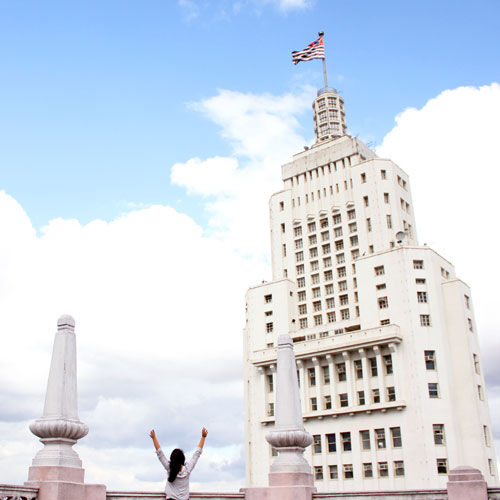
[26,465,85,484]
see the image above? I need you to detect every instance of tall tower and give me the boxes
[243,87,497,492]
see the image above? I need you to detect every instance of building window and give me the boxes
[314,466,323,480]
[374,265,385,276]
[468,318,474,332]
[294,226,302,237]
[308,222,316,233]
[363,463,373,478]
[326,297,335,309]
[384,354,393,374]
[309,235,317,245]
[323,256,332,268]
[348,222,357,233]
[296,264,304,275]
[417,291,428,303]
[425,350,436,370]
[324,395,332,410]
[308,367,316,386]
[281,223,285,233]
[384,192,390,203]
[428,383,439,398]
[378,462,389,477]
[339,393,348,407]
[299,318,308,329]
[322,244,331,255]
[337,267,346,278]
[473,353,480,374]
[339,280,348,291]
[340,308,350,320]
[310,397,318,411]
[369,357,378,376]
[343,464,353,479]
[358,390,365,405]
[380,319,390,325]
[333,214,342,225]
[265,310,273,317]
[360,430,371,450]
[310,247,318,257]
[321,231,330,241]
[350,235,359,247]
[394,461,405,477]
[264,294,272,303]
[314,314,323,326]
[279,201,284,211]
[335,363,346,382]
[341,432,351,451]
[329,465,338,479]
[267,374,274,392]
[386,214,392,229]
[464,294,470,309]
[433,424,445,445]
[387,386,396,402]
[324,270,333,281]
[437,459,448,475]
[319,365,329,384]
[381,169,387,179]
[266,322,274,333]
[413,259,424,269]
[366,218,372,232]
[298,290,306,301]
[478,385,484,400]
[313,287,321,298]
[391,427,402,447]
[372,388,380,403]
[354,360,363,379]
[378,296,389,309]
[313,435,322,453]
[361,173,366,183]
[340,294,349,306]
[297,277,306,288]
[334,227,343,237]
[420,314,431,327]
[268,402,274,416]
[296,251,304,262]
[298,304,307,315]
[313,300,322,312]
[320,218,329,228]
[416,278,426,284]
[347,209,356,220]
[311,273,320,284]
[335,240,344,251]
[375,429,386,449]
[327,433,336,452]
[325,284,334,295]
[489,459,495,476]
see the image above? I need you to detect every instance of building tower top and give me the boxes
[312,87,347,144]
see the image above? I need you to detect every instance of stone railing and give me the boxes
[313,491,447,499]
[0,485,38,500]
[107,492,244,500]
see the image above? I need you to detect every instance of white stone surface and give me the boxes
[29,315,88,468]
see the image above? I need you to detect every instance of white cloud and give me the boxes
[172,88,315,259]
[0,191,268,489]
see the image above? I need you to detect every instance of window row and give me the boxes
[308,386,396,411]
[313,460,405,481]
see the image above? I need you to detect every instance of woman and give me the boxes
[150,427,208,500]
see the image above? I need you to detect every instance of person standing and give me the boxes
[150,427,208,500]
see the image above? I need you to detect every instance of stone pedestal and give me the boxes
[25,316,106,500]
[447,466,488,500]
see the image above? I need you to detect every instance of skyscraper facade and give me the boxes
[243,87,497,492]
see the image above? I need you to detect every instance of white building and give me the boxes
[243,87,497,492]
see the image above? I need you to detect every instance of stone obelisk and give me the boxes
[26,315,105,500]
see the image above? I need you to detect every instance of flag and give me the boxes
[292,37,324,65]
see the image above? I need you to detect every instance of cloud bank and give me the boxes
[1,83,500,490]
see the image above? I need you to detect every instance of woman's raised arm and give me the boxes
[198,427,208,449]
[150,429,161,451]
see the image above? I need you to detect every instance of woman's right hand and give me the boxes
[150,429,156,440]
[202,427,208,437]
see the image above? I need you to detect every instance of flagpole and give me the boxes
[318,31,328,88]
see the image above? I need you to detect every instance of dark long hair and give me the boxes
[168,448,185,482]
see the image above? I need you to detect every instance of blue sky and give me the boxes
[1,0,500,491]
[1,0,499,229]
